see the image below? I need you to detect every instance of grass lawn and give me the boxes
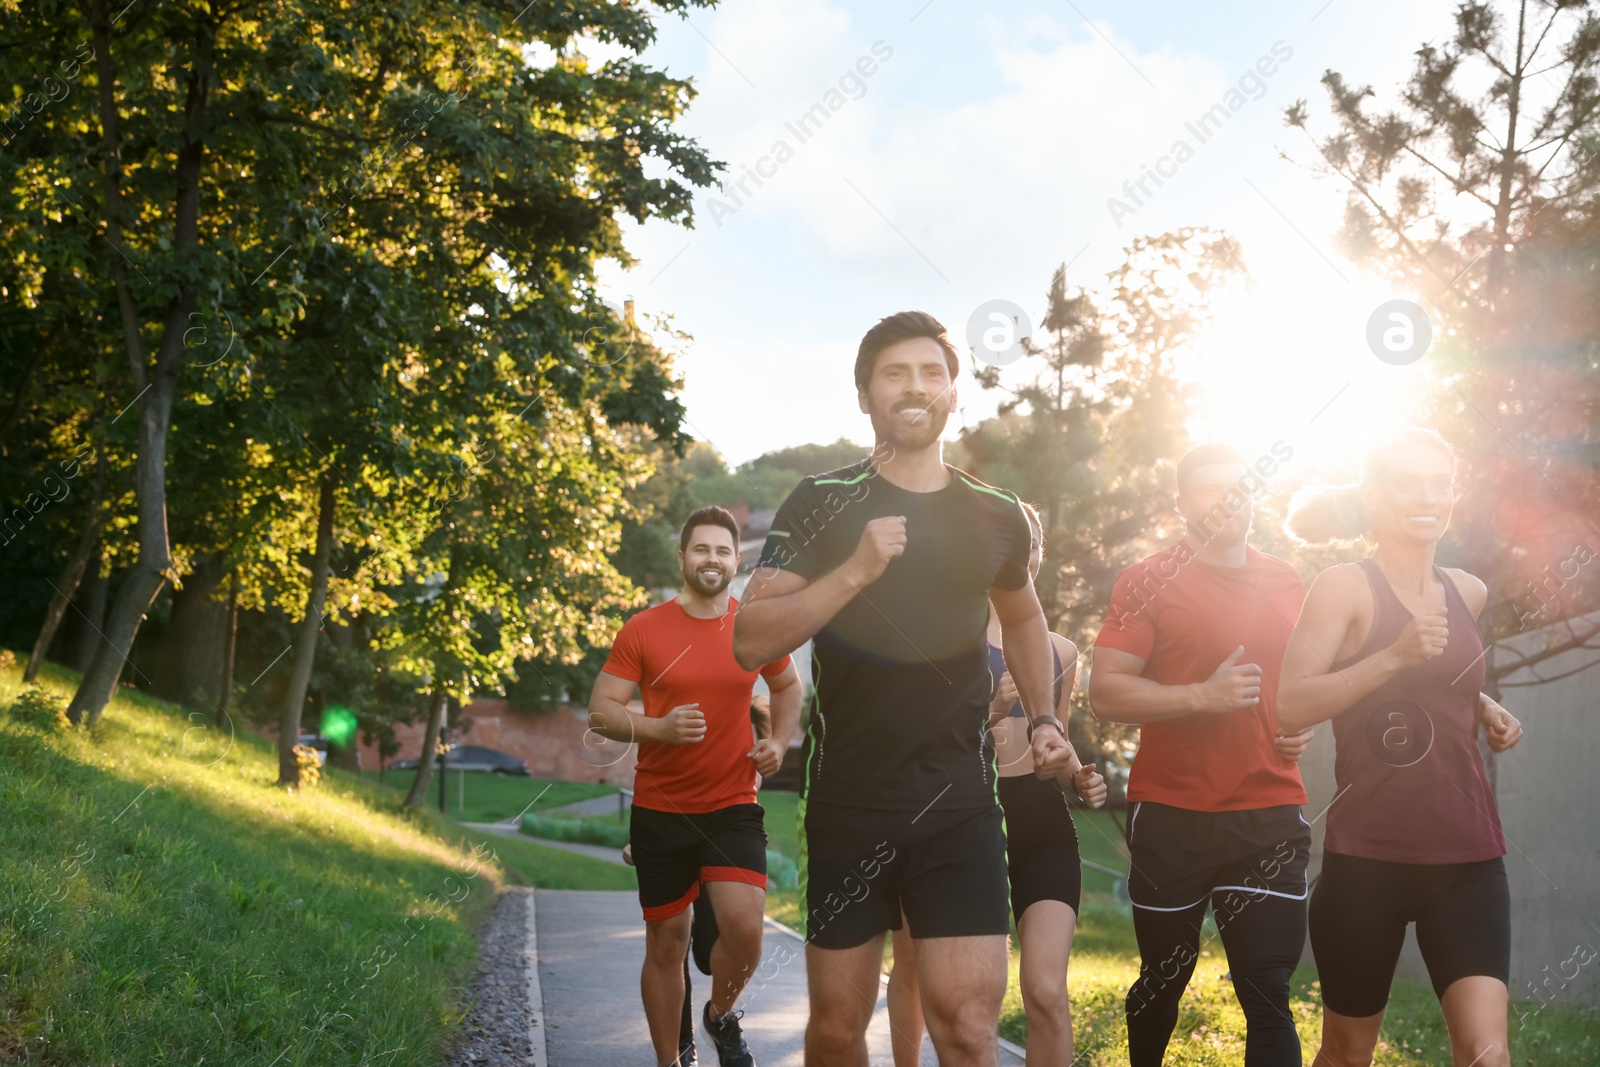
[447,829,634,891]
[0,659,626,1065]
[756,788,1600,1065]
[363,767,618,824]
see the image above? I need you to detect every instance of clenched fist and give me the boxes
[1198,646,1261,713]
[749,737,787,777]
[657,703,706,744]
[989,670,1019,723]
[845,515,908,586]
[1478,693,1523,753]
[1388,612,1449,668]
[1070,762,1107,809]
[1273,726,1315,763]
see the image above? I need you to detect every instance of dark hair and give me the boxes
[679,506,740,554]
[854,310,961,391]
[1285,427,1456,544]
[1175,443,1250,495]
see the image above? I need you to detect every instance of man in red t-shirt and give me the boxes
[1089,443,1316,1067]
[589,506,801,1067]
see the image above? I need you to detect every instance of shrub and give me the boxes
[292,744,322,789]
[0,648,16,672]
[8,685,70,734]
[520,813,628,848]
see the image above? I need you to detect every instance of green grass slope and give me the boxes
[0,659,625,1065]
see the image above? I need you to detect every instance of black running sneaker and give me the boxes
[703,1001,755,1067]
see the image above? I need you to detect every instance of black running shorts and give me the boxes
[800,799,1009,949]
[997,773,1082,920]
[629,803,768,922]
[1310,850,1510,1017]
[1126,801,1311,917]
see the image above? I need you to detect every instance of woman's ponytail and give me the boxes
[1285,484,1368,545]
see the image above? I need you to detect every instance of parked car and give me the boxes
[295,734,329,768]
[390,744,531,775]
[296,733,362,770]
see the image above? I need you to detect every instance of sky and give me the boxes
[589,0,1470,481]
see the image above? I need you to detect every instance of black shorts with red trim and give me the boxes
[629,802,768,922]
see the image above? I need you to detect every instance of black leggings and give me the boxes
[1127,893,1306,1067]
[1310,851,1510,1017]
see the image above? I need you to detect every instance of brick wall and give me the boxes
[355,698,639,788]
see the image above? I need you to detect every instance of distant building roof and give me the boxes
[739,508,775,571]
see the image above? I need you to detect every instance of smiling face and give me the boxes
[679,523,737,597]
[1178,461,1253,547]
[858,335,957,452]
[1363,437,1455,546]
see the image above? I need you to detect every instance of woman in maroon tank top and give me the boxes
[1277,428,1524,1067]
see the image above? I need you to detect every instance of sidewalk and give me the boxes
[532,889,1025,1065]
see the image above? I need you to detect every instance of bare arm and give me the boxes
[749,662,804,777]
[1276,565,1445,733]
[586,670,701,745]
[764,663,803,748]
[1089,644,1261,724]
[991,582,1077,777]
[1052,632,1108,807]
[733,515,907,670]
[1050,633,1080,723]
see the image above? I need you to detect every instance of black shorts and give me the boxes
[1310,850,1510,1017]
[997,774,1082,920]
[629,803,768,922]
[1126,801,1310,919]
[800,799,1009,949]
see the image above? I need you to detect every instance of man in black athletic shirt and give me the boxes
[733,310,1082,1067]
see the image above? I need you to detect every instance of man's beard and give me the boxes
[684,563,732,597]
[870,396,950,451]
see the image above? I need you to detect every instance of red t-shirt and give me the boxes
[602,595,791,814]
[1094,541,1308,812]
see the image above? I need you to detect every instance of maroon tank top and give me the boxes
[1322,557,1506,864]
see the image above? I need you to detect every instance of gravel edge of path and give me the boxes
[444,886,538,1067]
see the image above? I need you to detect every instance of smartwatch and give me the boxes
[1026,714,1065,742]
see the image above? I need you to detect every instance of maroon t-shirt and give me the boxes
[1323,558,1505,864]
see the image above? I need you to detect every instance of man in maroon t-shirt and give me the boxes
[1089,443,1315,1067]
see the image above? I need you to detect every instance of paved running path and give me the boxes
[533,889,1024,1066]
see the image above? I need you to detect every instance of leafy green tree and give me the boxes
[0,0,721,731]
[1285,0,1600,693]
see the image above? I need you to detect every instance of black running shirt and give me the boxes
[757,460,1032,812]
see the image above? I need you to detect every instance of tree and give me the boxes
[957,229,1247,783]
[0,0,722,727]
[1285,0,1600,694]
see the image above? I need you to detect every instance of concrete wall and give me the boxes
[1298,609,1600,1010]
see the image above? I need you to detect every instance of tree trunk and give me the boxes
[217,571,237,725]
[71,554,108,674]
[277,475,338,788]
[1485,0,1527,303]
[69,0,211,726]
[404,689,450,807]
[152,555,227,705]
[26,459,110,682]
